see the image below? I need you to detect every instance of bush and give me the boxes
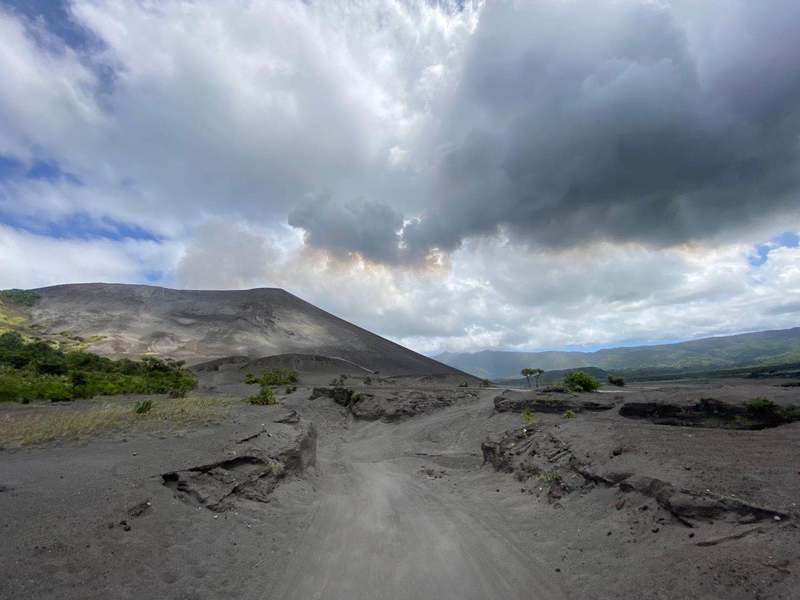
[134,399,153,414]
[607,375,625,387]
[521,407,537,425]
[285,385,297,394]
[0,334,197,402]
[481,378,491,387]
[540,470,562,483]
[258,369,298,386]
[458,381,469,387]
[0,289,40,307]
[745,397,778,415]
[563,371,600,393]
[244,372,259,385]
[249,387,277,406]
[782,404,800,420]
[563,409,577,419]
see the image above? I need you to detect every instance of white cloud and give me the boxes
[2,1,800,355]
[0,224,181,289]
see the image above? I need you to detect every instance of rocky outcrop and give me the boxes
[483,424,789,525]
[493,390,615,414]
[619,398,800,429]
[311,386,478,421]
[162,416,316,512]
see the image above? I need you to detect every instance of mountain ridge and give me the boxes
[436,327,800,379]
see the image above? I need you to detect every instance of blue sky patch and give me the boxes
[748,231,800,267]
[0,210,162,242]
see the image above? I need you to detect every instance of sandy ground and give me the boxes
[1,379,799,599]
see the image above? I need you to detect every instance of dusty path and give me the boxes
[269,400,566,600]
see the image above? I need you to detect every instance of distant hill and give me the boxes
[437,328,800,379]
[0,283,474,378]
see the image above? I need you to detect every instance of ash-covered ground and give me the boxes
[1,375,798,599]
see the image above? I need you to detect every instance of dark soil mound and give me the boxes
[619,398,800,430]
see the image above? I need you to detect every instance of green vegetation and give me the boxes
[540,470,562,483]
[0,289,40,307]
[245,368,297,386]
[0,332,196,402]
[742,397,800,422]
[745,397,777,414]
[480,378,491,387]
[134,399,153,414]
[563,371,600,392]
[521,406,537,425]
[249,386,277,405]
[330,374,348,387]
[607,375,625,387]
[563,409,577,419]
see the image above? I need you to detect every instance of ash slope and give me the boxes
[27,283,467,377]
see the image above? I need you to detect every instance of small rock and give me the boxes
[615,499,625,510]
[651,527,659,533]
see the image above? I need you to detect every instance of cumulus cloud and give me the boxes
[3,1,800,353]
[0,224,180,289]
[401,0,800,257]
[288,196,405,263]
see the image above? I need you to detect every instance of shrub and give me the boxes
[607,375,625,387]
[134,399,153,414]
[258,369,298,386]
[540,470,562,483]
[481,378,491,387]
[521,407,537,425]
[563,371,600,393]
[249,387,277,406]
[364,376,372,385]
[244,372,259,385]
[0,289,40,307]
[285,385,297,394]
[563,409,577,419]
[782,404,800,420]
[458,381,469,387]
[745,397,778,415]
[0,335,197,402]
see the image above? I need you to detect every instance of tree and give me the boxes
[522,367,545,388]
[521,368,534,388]
[533,368,544,388]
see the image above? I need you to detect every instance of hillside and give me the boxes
[1,283,470,377]
[437,328,800,379]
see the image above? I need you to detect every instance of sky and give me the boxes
[1,0,800,355]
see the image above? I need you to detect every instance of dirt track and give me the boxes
[270,418,565,600]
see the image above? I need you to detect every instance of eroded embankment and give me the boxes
[162,411,316,511]
[619,397,800,430]
[482,423,789,533]
[310,386,479,421]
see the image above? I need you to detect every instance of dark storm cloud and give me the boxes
[399,0,800,257]
[288,196,405,263]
